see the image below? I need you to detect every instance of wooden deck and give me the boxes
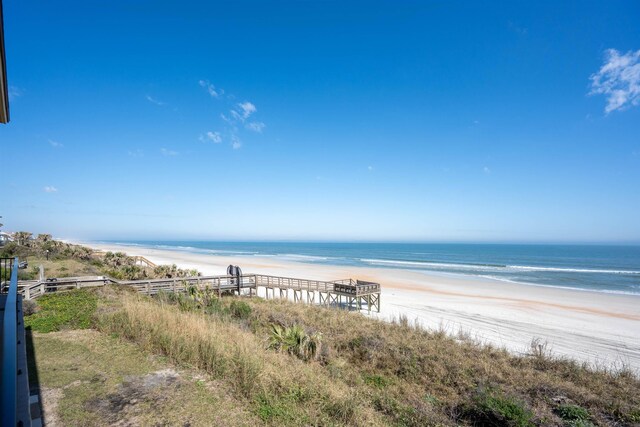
[18,273,381,312]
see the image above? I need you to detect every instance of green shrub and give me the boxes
[229,300,251,319]
[24,289,98,333]
[22,299,38,316]
[556,404,593,426]
[364,373,389,389]
[256,393,296,423]
[469,387,535,427]
[177,293,198,312]
[625,408,640,423]
[373,394,425,427]
[155,290,179,305]
[18,268,37,280]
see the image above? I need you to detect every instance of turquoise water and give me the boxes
[104,241,640,295]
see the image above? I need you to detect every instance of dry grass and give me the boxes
[29,329,259,426]
[27,285,640,426]
[94,289,640,426]
[98,292,384,426]
[246,298,640,426]
[17,257,102,280]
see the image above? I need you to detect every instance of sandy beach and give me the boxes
[83,241,640,371]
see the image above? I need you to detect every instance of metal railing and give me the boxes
[1,257,23,426]
[0,256,14,293]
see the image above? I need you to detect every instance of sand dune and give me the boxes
[84,242,640,371]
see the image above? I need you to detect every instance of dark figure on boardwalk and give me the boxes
[227,265,242,293]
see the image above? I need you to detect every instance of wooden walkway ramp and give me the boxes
[18,273,381,312]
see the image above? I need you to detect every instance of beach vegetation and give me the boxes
[268,323,322,361]
[465,386,535,427]
[13,231,33,246]
[29,329,258,426]
[555,404,594,426]
[363,373,390,389]
[24,289,97,333]
[2,233,202,281]
[20,285,640,426]
[625,408,640,423]
[229,299,252,319]
[22,298,38,316]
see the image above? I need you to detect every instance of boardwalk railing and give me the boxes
[1,257,32,426]
[18,273,381,312]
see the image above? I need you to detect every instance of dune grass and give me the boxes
[245,298,640,426]
[30,329,260,426]
[21,257,103,279]
[94,289,639,426]
[98,291,381,426]
[21,286,640,426]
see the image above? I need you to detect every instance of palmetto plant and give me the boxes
[268,324,322,361]
[35,233,52,244]
[65,244,93,260]
[184,285,218,309]
[104,251,131,268]
[13,231,33,246]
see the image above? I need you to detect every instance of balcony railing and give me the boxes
[1,257,32,426]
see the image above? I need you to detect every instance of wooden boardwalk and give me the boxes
[18,273,381,312]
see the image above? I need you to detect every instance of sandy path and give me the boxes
[82,242,640,371]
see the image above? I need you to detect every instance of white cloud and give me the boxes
[145,95,166,106]
[589,48,640,113]
[48,139,63,148]
[128,149,144,158]
[8,86,22,101]
[44,186,58,193]
[206,88,264,148]
[508,21,527,35]
[220,113,231,123]
[237,101,256,119]
[199,79,222,98]
[160,148,178,156]
[230,109,243,121]
[203,131,222,143]
[245,121,265,133]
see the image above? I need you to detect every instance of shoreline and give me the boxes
[78,240,640,371]
[87,241,640,297]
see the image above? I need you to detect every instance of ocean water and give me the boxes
[106,241,640,296]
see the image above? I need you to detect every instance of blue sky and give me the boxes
[1,1,639,243]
